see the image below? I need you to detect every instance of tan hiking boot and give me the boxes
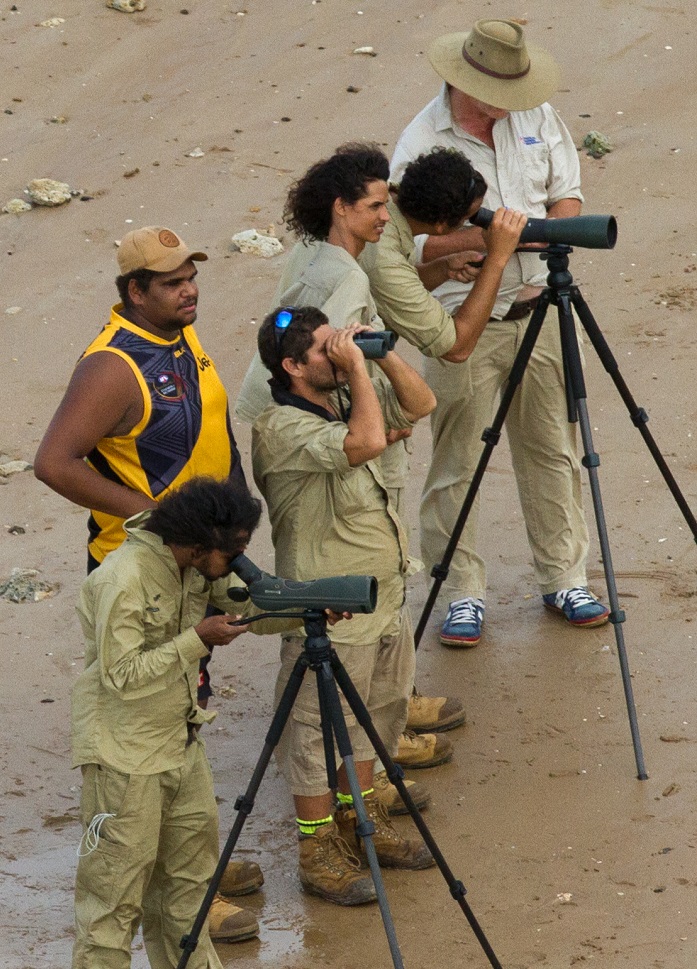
[335,795,434,870]
[372,769,430,816]
[208,893,259,942]
[407,692,466,734]
[394,729,453,769]
[217,859,264,897]
[298,821,377,906]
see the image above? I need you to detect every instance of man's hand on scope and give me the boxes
[446,250,486,283]
[481,206,528,265]
[326,609,353,625]
[195,612,250,646]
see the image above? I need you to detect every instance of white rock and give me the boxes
[186,147,205,158]
[353,46,376,56]
[0,460,32,475]
[230,229,284,258]
[26,178,72,207]
[2,199,32,214]
[106,0,146,11]
[39,17,66,27]
[4,307,22,315]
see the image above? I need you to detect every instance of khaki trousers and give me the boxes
[274,606,416,798]
[420,315,590,601]
[72,739,222,969]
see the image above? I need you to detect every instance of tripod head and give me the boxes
[227,553,377,615]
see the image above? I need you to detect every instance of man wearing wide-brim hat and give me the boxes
[387,20,610,647]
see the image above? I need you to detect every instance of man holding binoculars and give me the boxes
[252,305,437,905]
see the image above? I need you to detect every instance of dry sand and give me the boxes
[1,1,697,966]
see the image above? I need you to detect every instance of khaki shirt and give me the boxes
[359,202,458,359]
[71,514,292,774]
[390,84,584,318]
[252,382,412,646]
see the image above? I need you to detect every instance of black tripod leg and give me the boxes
[177,652,311,969]
[557,292,648,780]
[331,655,504,969]
[316,655,405,969]
[415,293,551,647]
[571,289,697,540]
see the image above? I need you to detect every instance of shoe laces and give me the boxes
[319,828,362,872]
[448,597,484,625]
[558,587,597,608]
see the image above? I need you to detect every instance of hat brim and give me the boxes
[428,31,561,111]
[148,248,209,273]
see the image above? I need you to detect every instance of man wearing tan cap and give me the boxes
[388,20,609,647]
[34,227,263,943]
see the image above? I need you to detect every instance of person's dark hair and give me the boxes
[396,147,487,228]
[115,268,158,309]
[258,305,328,388]
[283,142,390,242]
[145,477,262,553]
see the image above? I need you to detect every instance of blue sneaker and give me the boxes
[440,597,485,648]
[542,588,610,628]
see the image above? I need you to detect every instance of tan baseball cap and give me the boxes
[117,226,208,275]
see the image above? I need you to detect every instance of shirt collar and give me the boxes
[269,379,346,423]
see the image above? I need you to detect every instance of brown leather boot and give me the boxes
[298,821,377,906]
[207,893,259,942]
[407,691,466,734]
[394,729,453,769]
[217,859,264,897]
[335,794,434,870]
[372,769,430,816]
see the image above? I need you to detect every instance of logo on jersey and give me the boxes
[153,371,186,400]
[520,135,544,146]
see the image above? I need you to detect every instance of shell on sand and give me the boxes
[26,179,72,207]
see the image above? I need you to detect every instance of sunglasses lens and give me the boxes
[275,310,293,331]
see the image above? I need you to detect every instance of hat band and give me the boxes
[462,45,531,81]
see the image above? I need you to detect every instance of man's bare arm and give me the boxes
[374,350,436,423]
[34,353,157,517]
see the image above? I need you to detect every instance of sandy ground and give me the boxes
[2,1,697,966]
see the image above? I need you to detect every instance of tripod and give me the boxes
[415,244,697,781]
[177,609,506,969]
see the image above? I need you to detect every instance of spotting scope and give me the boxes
[470,207,617,249]
[228,554,377,614]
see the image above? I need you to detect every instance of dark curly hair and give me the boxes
[283,143,390,242]
[395,147,487,228]
[257,305,328,389]
[145,477,262,553]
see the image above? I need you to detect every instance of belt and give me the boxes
[492,296,540,322]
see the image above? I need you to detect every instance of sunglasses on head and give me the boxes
[273,307,295,354]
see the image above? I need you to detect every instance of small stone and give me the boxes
[186,147,205,158]
[38,17,66,27]
[230,229,284,258]
[353,46,376,56]
[0,459,32,474]
[4,307,22,315]
[7,525,26,535]
[49,115,68,124]
[26,178,72,206]
[582,131,613,158]
[106,0,146,11]
[0,568,60,603]
[346,86,361,93]
[2,199,32,214]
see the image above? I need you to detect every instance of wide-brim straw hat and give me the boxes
[428,19,561,111]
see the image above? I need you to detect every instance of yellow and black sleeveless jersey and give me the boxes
[84,305,245,562]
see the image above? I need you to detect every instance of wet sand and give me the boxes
[1,1,697,966]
